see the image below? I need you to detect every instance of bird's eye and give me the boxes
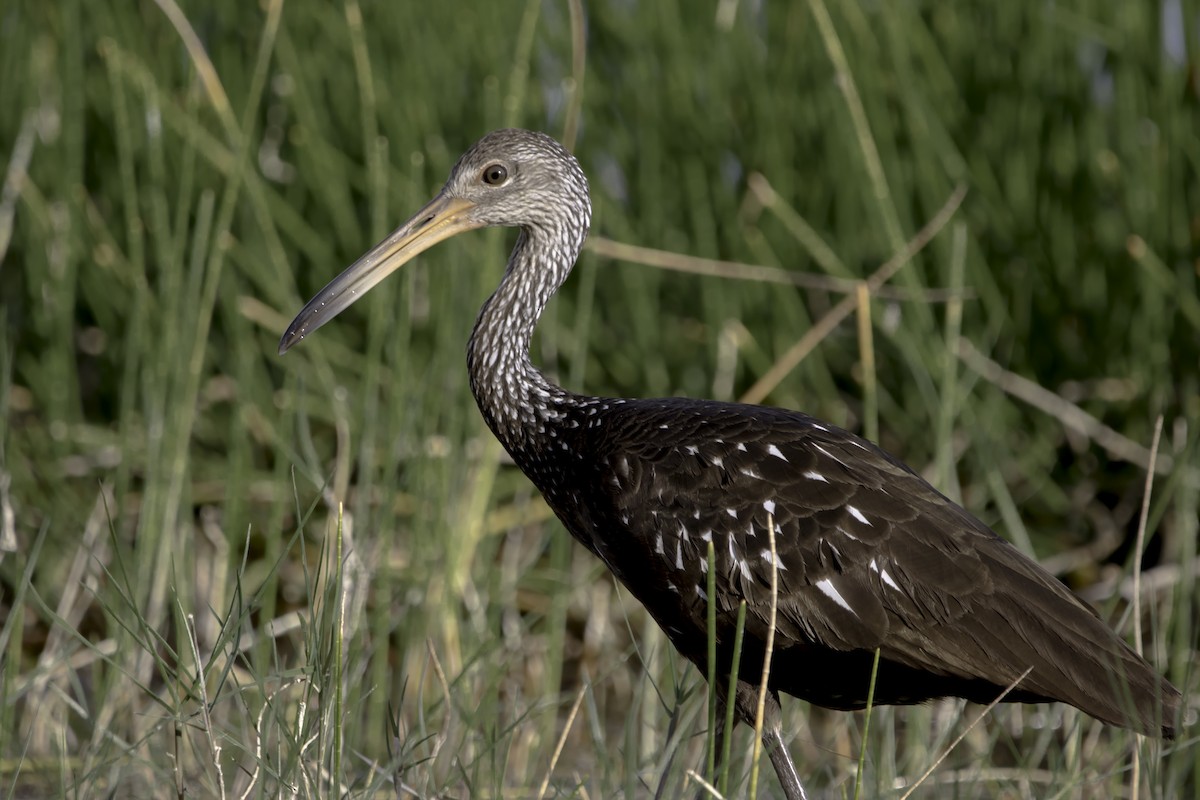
[482,164,508,185]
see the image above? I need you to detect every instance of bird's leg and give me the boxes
[743,686,808,800]
[695,706,809,800]
[724,683,809,800]
[763,723,808,800]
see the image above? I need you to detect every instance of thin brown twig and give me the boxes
[741,184,968,404]
[586,236,969,302]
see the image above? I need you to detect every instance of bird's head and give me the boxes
[279,128,590,354]
[445,129,590,232]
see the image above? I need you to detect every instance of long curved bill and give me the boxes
[278,194,480,354]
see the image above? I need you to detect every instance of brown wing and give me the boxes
[578,398,1178,734]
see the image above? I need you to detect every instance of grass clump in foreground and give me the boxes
[1,0,1197,796]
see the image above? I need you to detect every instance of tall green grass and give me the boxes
[2,0,1196,796]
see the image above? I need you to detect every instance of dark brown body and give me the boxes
[500,396,1179,738]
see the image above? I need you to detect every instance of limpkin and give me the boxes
[281,129,1181,798]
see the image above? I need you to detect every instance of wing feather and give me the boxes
[532,397,1177,731]
[589,400,1035,667]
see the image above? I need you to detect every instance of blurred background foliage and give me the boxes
[0,0,1197,796]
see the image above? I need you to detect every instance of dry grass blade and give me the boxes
[687,768,727,799]
[426,638,453,714]
[741,184,967,404]
[587,235,966,301]
[561,0,587,151]
[184,611,226,800]
[957,341,1194,485]
[748,514,781,798]
[0,470,14,561]
[706,540,719,781]
[148,0,237,137]
[1131,415,1164,654]
[1104,556,1200,602]
[744,172,849,279]
[1130,415,1164,800]
[805,0,906,253]
[855,281,877,443]
[22,486,113,751]
[537,685,588,798]
[897,666,1034,800]
[0,110,39,267]
[239,679,302,800]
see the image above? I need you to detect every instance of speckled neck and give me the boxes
[466,225,582,450]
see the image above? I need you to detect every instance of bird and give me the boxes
[280,128,1181,799]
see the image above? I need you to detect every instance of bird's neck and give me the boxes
[466,227,577,451]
